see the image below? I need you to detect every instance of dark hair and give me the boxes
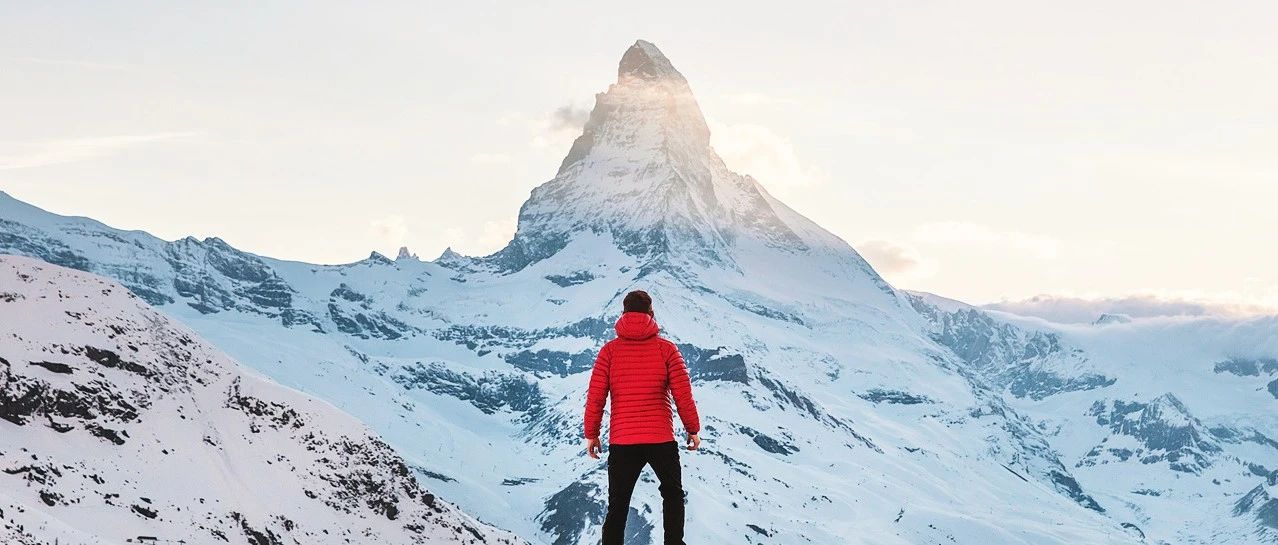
[623,290,653,313]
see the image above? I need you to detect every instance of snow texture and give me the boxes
[0,255,524,545]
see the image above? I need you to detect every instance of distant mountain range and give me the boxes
[1,40,1274,544]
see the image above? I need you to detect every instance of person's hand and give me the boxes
[686,433,701,451]
[586,437,602,459]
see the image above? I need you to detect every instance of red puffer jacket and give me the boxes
[584,312,700,445]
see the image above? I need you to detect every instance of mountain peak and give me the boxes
[1093,313,1133,326]
[480,40,883,294]
[618,40,684,83]
[555,40,709,177]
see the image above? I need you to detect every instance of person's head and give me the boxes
[623,290,654,316]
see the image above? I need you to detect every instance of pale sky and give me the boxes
[2,1,1276,311]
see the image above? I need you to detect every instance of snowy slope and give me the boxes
[0,191,1133,545]
[910,294,1278,543]
[0,255,523,545]
[0,39,1245,544]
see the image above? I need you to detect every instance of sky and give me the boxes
[2,1,1276,312]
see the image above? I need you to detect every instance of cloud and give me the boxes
[0,132,199,170]
[369,215,409,248]
[984,294,1278,323]
[440,218,516,257]
[913,221,1061,260]
[852,223,1061,287]
[857,239,919,273]
[495,103,590,153]
[708,121,828,193]
[549,104,591,133]
[368,215,514,261]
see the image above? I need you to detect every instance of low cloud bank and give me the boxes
[983,294,1277,324]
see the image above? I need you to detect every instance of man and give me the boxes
[584,290,701,545]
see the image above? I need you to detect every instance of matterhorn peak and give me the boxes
[618,40,685,83]
[481,39,880,291]
[556,40,710,176]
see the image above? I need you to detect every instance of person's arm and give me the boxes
[665,343,700,448]
[583,344,611,458]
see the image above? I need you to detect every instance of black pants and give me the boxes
[602,441,685,545]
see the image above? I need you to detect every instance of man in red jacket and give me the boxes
[584,290,701,545]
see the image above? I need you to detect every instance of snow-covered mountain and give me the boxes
[907,294,1278,543]
[0,39,1273,544]
[0,255,523,545]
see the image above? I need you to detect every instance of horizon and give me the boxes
[3,1,1276,313]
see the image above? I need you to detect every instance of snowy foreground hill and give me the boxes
[0,256,524,545]
[0,40,1275,544]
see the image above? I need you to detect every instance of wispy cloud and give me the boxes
[549,104,591,132]
[913,221,1061,260]
[857,239,936,280]
[855,223,1061,286]
[708,121,828,194]
[369,214,409,248]
[0,132,200,171]
[984,294,1278,323]
[440,218,515,256]
[496,103,589,153]
[368,214,514,260]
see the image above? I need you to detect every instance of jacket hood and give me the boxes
[615,312,659,340]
